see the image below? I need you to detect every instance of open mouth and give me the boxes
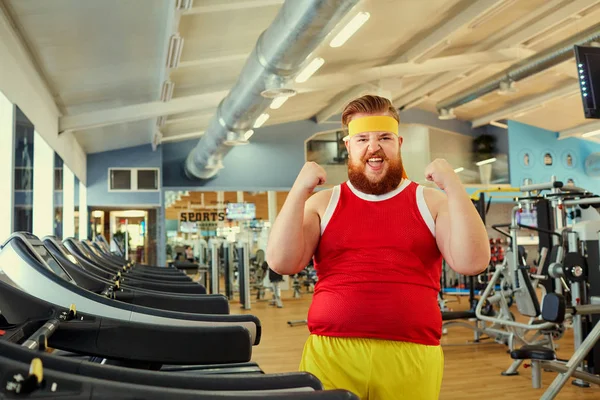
[366,157,384,170]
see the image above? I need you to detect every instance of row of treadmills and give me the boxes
[0,232,357,399]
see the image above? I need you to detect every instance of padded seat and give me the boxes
[441,311,476,321]
[510,345,556,361]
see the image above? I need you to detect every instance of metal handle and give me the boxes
[520,181,563,192]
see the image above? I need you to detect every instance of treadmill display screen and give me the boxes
[56,242,80,265]
[33,244,74,283]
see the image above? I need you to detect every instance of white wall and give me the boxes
[429,127,474,168]
[0,91,14,239]
[400,125,431,183]
[78,181,88,240]
[0,9,86,184]
[33,131,55,237]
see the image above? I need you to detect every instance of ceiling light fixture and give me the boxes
[329,11,370,48]
[582,129,600,138]
[160,80,174,102]
[244,129,255,140]
[476,157,497,166]
[270,96,289,109]
[254,113,270,128]
[438,108,456,120]
[489,121,508,129]
[166,34,184,69]
[295,57,325,83]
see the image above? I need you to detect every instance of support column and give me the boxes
[266,190,288,289]
[78,181,88,240]
[0,91,14,239]
[62,165,75,238]
[33,131,54,238]
[237,191,244,202]
[267,191,277,227]
[158,189,166,266]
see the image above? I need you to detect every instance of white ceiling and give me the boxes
[3,0,600,153]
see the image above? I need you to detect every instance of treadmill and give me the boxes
[0,353,357,399]
[0,232,260,345]
[42,236,230,315]
[81,240,192,281]
[63,238,207,293]
[0,334,324,393]
[59,240,207,294]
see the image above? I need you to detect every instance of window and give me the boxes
[13,107,34,233]
[137,169,158,190]
[108,168,160,191]
[54,168,63,191]
[110,169,132,190]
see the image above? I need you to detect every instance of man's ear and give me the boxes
[344,139,350,154]
[397,135,404,147]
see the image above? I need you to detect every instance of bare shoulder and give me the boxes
[306,188,333,216]
[422,186,447,220]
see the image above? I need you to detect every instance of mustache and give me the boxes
[361,149,387,162]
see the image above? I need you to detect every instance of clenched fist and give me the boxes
[293,162,327,194]
[425,158,461,191]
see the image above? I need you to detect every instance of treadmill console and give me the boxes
[15,234,76,284]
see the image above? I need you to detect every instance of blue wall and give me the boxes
[162,120,329,190]
[87,144,162,206]
[508,120,600,193]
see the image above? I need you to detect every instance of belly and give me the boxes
[307,281,442,346]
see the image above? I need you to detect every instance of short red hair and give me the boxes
[341,95,400,128]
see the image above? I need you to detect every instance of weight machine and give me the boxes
[499,181,600,398]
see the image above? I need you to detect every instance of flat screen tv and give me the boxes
[574,45,600,119]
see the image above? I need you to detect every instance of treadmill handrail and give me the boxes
[0,237,261,345]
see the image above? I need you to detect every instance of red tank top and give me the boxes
[308,179,443,346]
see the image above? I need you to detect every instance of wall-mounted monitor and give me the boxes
[574,45,600,119]
[226,203,256,220]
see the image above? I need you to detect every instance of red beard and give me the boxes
[347,149,405,195]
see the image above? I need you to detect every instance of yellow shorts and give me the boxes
[299,335,444,400]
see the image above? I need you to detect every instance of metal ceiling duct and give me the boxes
[183,0,359,180]
[436,24,600,115]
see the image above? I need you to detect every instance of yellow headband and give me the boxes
[347,116,398,138]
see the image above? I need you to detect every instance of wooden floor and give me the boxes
[230,289,600,400]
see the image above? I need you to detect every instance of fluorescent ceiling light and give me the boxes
[295,57,325,83]
[166,34,184,68]
[489,121,508,129]
[582,129,600,138]
[329,12,370,48]
[270,97,289,109]
[476,157,497,166]
[454,167,464,173]
[254,113,270,128]
[244,130,255,140]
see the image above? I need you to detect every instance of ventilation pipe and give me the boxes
[183,0,360,180]
[436,25,600,116]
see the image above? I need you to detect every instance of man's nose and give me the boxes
[367,137,380,151]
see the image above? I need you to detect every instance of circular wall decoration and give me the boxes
[518,149,534,169]
[541,150,556,167]
[561,150,576,169]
